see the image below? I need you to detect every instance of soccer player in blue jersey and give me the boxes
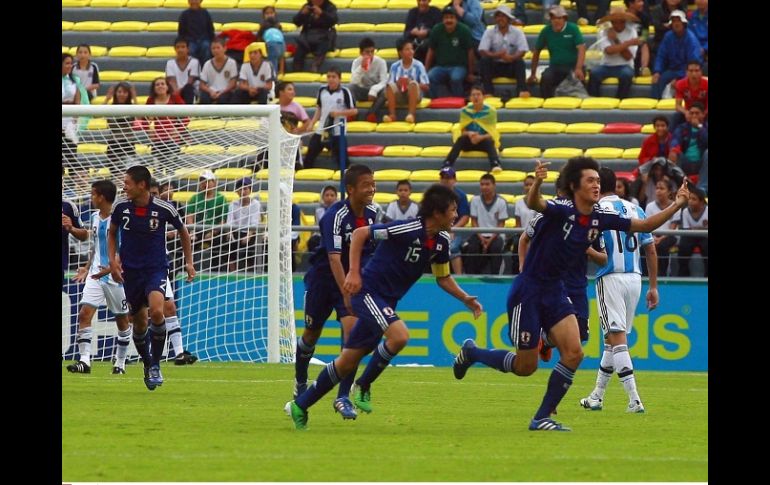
[580,167,658,414]
[294,164,378,419]
[67,180,132,375]
[285,184,483,430]
[108,165,195,390]
[453,157,689,431]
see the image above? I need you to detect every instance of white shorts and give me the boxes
[595,272,641,335]
[81,277,128,315]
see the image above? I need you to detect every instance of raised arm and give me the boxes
[526,160,549,212]
[629,180,689,233]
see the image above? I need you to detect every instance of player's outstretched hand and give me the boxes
[90,266,111,280]
[343,272,362,295]
[646,288,659,311]
[463,295,483,319]
[533,160,550,181]
[185,262,196,282]
[676,179,690,207]
[72,266,88,283]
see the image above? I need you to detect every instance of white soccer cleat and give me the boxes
[579,395,603,411]
[626,400,645,413]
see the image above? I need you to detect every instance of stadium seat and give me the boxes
[504,218,518,228]
[108,46,148,57]
[657,99,676,110]
[641,124,654,134]
[375,121,414,133]
[295,168,335,180]
[337,23,375,32]
[91,96,107,105]
[86,118,108,130]
[225,119,260,130]
[386,0,416,7]
[584,147,623,159]
[501,147,541,158]
[579,25,598,34]
[374,192,398,204]
[348,145,384,157]
[220,191,239,203]
[373,23,406,32]
[542,97,583,109]
[291,96,316,108]
[497,122,529,134]
[460,150,489,158]
[222,22,262,31]
[565,122,604,134]
[127,0,164,6]
[409,192,424,202]
[69,46,108,57]
[63,0,91,6]
[128,71,166,82]
[376,48,399,60]
[526,170,559,183]
[136,95,149,104]
[77,143,108,154]
[135,144,152,155]
[172,191,196,204]
[99,71,130,81]
[633,76,653,85]
[524,50,549,60]
[580,97,620,109]
[522,24,545,34]
[255,169,295,180]
[603,123,642,134]
[164,0,189,7]
[483,97,503,109]
[63,21,74,31]
[337,47,361,58]
[429,97,467,109]
[293,192,321,203]
[383,145,422,157]
[493,171,528,183]
[414,121,453,133]
[420,146,451,158]
[109,21,149,32]
[527,122,567,134]
[599,77,619,85]
[146,46,177,57]
[254,191,269,202]
[615,171,636,182]
[238,0,276,7]
[505,96,544,109]
[455,170,488,182]
[409,170,441,181]
[280,72,322,82]
[374,169,411,181]
[147,21,179,31]
[622,147,641,159]
[88,167,112,177]
[226,145,258,155]
[90,0,127,6]
[331,170,343,180]
[181,144,225,155]
[542,147,583,158]
[619,98,658,110]
[340,72,351,82]
[346,121,377,132]
[491,77,517,85]
[214,168,252,180]
[72,21,111,31]
[349,0,387,8]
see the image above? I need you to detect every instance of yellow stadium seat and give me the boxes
[414,121,453,133]
[522,24,545,34]
[334,0,351,6]
[91,96,107,105]
[109,21,148,32]
[88,167,112,178]
[221,22,262,31]
[243,42,267,61]
[295,168,335,180]
[172,191,196,203]
[238,0,276,8]
[255,169,294,180]
[99,71,130,81]
[62,21,74,31]
[337,23,375,32]
[340,72,351,83]
[599,77,619,85]
[505,96,544,109]
[109,46,147,57]
[175,168,205,179]
[420,146,451,158]
[417,98,431,109]
[146,46,177,57]
[226,145,258,155]
[581,97,620,109]
[585,147,624,159]
[374,23,406,32]
[493,171,528,183]
[127,0,164,6]
[527,122,566,134]
[622,148,641,159]
[374,169,412,181]
[337,47,361,59]
[499,195,517,204]
[578,25,598,34]
[657,98,676,110]
[409,192,424,202]
[147,21,179,31]
[349,0,387,8]
[280,72,322,82]
[497,122,529,134]
[128,71,166,82]
[163,0,187,6]
[136,95,149,104]
[641,123,654,134]
[525,170,559,183]
[86,118,108,130]
[383,145,422,157]
[356,99,372,108]
[346,121,377,133]
[201,0,238,8]
[62,46,70,54]
[542,147,583,158]
[212,23,223,31]
[91,0,127,6]
[225,119,260,130]
[219,191,238,203]
[72,21,111,31]
[375,121,414,133]
[409,170,441,182]
[619,98,658,110]
[501,147,541,158]
[455,170,488,182]
[293,96,316,108]
[376,48,400,60]
[459,151,489,158]
[565,122,604,134]
[633,76,653,85]
[300,212,315,227]
[542,97,583,109]
[374,192,398,204]
[281,23,297,33]
[69,46,108,57]
[181,144,225,155]
[386,0,414,8]
[524,50,549,60]
[63,0,91,6]
[491,77,517,85]
[331,170,343,180]
[484,97,503,109]
[254,191,269,202]
[502,217,518,228]
[213,168,252,180]
[77,143,108,154]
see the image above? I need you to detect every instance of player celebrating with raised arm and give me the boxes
[294,164,378,420]
[286,184,483,430]
[108,165,195,391]
[453,157,689,431]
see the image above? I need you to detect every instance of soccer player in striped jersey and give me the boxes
[62,167,89,284]
[286,184,483,430]
[580,167,658,414]
[67,180,132,375]
[453,157,688,431]
[108,166,195,391]
[294,164,378,419]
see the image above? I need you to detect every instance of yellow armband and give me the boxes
[431,262,450,278]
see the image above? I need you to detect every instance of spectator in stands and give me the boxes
[587,7,640,99]
[384,39,429,124]
[403,0,442,63]
[292,0,338,73]
[463,173,508,275]
[671,186,707,277]
[513,174,536,230]
[145,77,186,166]
[669,101,707,180]
[304,66,357,169]
[178,0,215,65]
[425,5,475,99]
[62,53,81,164]
[307,185,338,253]
[73,44,100,102]
[186,170,228,268]
[442,84,502,172]
[634,156,684,208]
[257,6,286,77]
[439,166,471,275]
[624,0,652,76]
[384,180,419,222]
[672,60,707,129]
[166,37,200,105]
[452,0,486,47]
[478,5,530,98]
[639,115,672,165]
[527,5,586,99]
[199,39,239,104]
[688,0,707,69]
[575,0,612,26]
[651,9,702,99]
[615,176,640,206]
[236,47,276,105]
[226,177,262,272]
[278,81,311,169]
[643,177,677,276]
[349,37,389,123]
[217,28,257,68]
[649,0,685,61]
[105,81,137,165]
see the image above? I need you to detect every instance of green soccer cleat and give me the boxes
[284,401,308,430]
[351,383,372,414]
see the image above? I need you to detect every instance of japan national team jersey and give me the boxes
[110,195,185,271]
[363,218,451,300]
[89,212,121,285]
[521,198,631,283]
[596,195,653,277]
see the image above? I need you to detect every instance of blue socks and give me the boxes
[355,341,397,391]
[132,327,152,366]
[534,361,576,420]
[295,336,315,384]
[296,361,340,410]
[467,347,516,373]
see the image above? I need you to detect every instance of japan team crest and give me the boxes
[149,217,159,230]
[587,228,599,241]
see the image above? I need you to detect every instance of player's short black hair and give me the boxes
[92,179,117,203]
[561,156,600,199]
[598,167,617,194]
[126,165,152,189]
[359,37,376,51]
[396,179,412,189]
[418,184,459,218]
[344,164,373,190]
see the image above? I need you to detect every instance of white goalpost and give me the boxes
[62,104,300,363]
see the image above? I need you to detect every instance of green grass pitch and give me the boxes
[62,362,707,482]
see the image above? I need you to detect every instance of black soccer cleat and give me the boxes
[112,366,126,375]
[67,361,91,374]
[174,350,198,365]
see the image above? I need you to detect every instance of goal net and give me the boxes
[61,104,300,364]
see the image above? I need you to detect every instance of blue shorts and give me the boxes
[122,268,169,315]
[345,291,400,351]
[302,272,351,330]
[506,275,575,350]
[567,287,589,342]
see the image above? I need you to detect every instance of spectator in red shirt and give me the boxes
[672,60,707,129]
[638,115,672,165]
